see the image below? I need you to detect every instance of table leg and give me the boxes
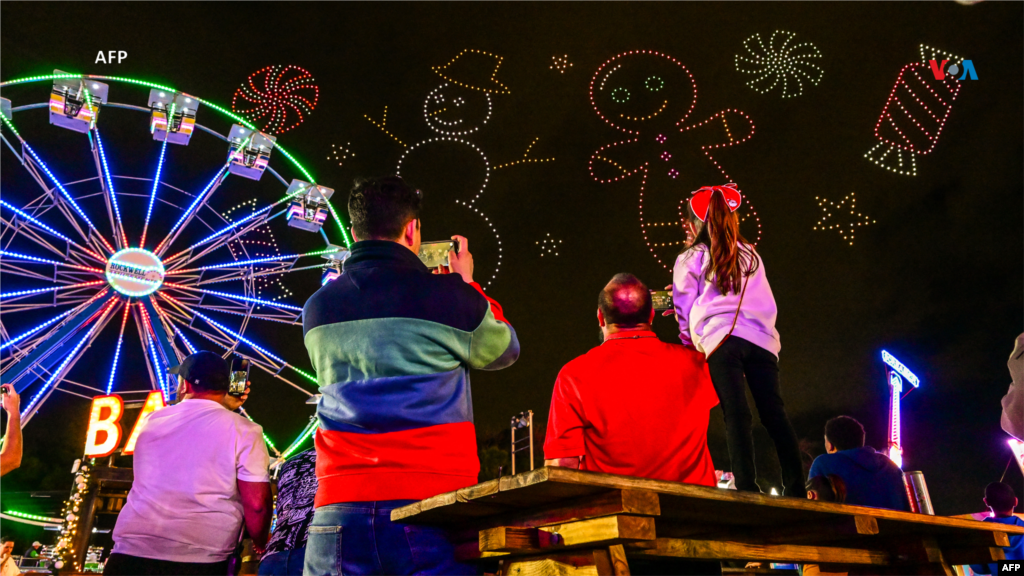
[499,547,632,576]
[593,545,630,576]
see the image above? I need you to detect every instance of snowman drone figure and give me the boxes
[366,49,552,286]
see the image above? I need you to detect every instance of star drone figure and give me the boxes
[0,71,347,459]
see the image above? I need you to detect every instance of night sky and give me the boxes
[1,1,1022,530]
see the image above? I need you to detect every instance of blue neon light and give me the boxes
[881,350,920,388]
[21,312,106,418]
[105,307,129,395]
[197,289,303,311]
[0,200,73,242]
[171,324,197,354]
[142,140,168,248]
[194,311,284,363]
[0,282,70,297]
[0,308,77,352]
[167,167,226,237]
[144,323,167,399]
[22,143,98,231]
[1,250,65,266]
[193,252,300,271]
[93,129,125,244]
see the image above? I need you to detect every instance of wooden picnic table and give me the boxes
[392,467,1024,575]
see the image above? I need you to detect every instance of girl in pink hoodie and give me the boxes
[672,184,803,496]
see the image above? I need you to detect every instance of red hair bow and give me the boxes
[689,183,742,222]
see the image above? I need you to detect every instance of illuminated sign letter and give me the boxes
[84,395,124,458]
[123,391,167,456]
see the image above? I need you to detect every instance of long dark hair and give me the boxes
[683,192,759,295]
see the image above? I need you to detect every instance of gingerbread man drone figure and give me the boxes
[589,50,758,267]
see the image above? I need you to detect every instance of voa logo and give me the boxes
[928,59,978,80]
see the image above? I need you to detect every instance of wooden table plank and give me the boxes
[394,468,1024,543]
[391,467,1024,572]
[630,538,891,565]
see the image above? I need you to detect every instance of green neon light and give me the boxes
[0,72,351,246]
[262,432,279,453]
[289,365,319,386]
[0,112,20,137]
[3,510,62,523]
[239,409,280,455]
[281,419,319,460]
[322,197,352,246]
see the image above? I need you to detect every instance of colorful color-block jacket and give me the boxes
[302,240,519,506]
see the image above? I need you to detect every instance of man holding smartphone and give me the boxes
[106,351,272,576]
[0,384,22,477]
[302,176,519,575]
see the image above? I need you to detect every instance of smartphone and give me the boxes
[418,240,460,269]
[229,358,251,397]
[651,290,673,312]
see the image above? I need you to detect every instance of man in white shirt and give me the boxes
[0,540,20,576]
[106,351,272,576]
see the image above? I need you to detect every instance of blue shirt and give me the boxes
[808,446,910,511]
[970,515,1024,575]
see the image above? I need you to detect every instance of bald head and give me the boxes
[598,273,653,328]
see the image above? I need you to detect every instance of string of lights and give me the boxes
[105,303,131,395]
[21,299,117,418]
[92,128,129,248]
[140,140,168,249]
[0,199,75,244]
[0,249,104,273]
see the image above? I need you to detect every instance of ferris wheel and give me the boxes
[0,70,345,457]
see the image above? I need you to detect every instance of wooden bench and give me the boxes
[392,467,1024,575]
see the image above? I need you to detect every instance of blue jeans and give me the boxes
[303,500,477,576]
[259,547,307,576]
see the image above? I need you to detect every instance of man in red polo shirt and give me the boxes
[544,273,718,487]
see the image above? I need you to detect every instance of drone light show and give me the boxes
[0,5,1021,568]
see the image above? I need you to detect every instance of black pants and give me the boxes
[104,552,230,576]
[706,336,804,496]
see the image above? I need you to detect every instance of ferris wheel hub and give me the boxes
[105,248,165,297]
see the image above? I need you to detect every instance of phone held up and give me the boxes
[650,290,673,312]
[417,239,460,270]
[228,358,251,398]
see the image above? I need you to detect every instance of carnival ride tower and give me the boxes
[881,350,921,469]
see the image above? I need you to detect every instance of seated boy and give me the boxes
[970,482,1024,575]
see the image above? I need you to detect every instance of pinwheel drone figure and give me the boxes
[0,70,347,457]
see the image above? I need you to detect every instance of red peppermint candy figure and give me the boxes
[589,50,758,268]
[233,65,319,135]
[864,45,964,177]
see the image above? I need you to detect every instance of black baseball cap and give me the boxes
[169,351,230,392]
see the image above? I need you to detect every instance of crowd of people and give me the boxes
[0,176,1020,575]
